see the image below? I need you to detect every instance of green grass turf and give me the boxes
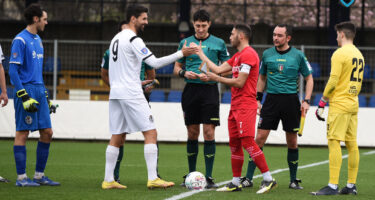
[0,139,374,200]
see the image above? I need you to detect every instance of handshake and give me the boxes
[180,41,201,57]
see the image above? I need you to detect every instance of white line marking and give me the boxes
[165,150,374,200]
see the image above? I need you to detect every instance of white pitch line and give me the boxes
[165,150,374,200]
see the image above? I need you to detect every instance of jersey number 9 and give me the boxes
[112,39,119,62]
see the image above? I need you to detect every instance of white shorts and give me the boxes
[109,98,155,134]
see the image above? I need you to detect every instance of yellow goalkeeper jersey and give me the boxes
[323,44,365,113]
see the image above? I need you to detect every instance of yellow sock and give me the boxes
[345,141,359,184]
[328,139,342,185]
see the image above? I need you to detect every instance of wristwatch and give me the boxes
[303,99,311,105]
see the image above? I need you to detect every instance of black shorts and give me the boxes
[181,83,220,126]
[258,93,301,132]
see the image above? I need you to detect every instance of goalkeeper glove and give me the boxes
[16,89,39,112]
[315,97,327,121]
[45,91,58,114]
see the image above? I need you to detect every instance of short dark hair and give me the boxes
[335,21,356,40]
[193,9,210,22]
[234,24,252,40]
[24,3,43,25]
[118,20,127,32]
[276,24,293,37]
[126,5,148,22]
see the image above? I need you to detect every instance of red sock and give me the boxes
[241,136,269,173]
[229,137,243,177]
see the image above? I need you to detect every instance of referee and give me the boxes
[242,24,313,190]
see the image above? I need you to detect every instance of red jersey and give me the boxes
[226,46,259,110]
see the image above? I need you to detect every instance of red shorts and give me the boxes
[228,109,257,138]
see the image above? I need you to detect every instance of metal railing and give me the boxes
[1,39,375,105]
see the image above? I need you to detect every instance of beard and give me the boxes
[231,39,240,48]
[135,24,145,34]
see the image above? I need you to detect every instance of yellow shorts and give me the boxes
[327,112,357,141]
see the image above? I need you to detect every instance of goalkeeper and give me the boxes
[8,4,59,187]
[242,24,313,190]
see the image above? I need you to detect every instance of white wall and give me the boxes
[1,100,374,147]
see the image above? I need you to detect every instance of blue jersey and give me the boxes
[9,29,44,86]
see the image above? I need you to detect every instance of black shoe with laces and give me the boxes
[180,175,187,187]
[311,185,339,195]
[289,179,303,190]
[205,177,218,189]
[339,185,357,195]
[240,177,253,188]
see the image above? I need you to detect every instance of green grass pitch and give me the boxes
[0,139,374,200]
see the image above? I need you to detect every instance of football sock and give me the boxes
[104,145,119,182]
[34,172,44,179]
[328,183,338,190]
[345,140,359,184]
[17,174,27,180]
[287,148,299,182]
[14,145,27,175]
[232,177,241,186]
[187,140,198,172]
[144,144,158,180]
[114,145,124,181]
[229,137,244,177]
[35,141,50,174]
[204,140,215,178]
[242,137,269,173]
[262,171,273,182]
[328,139,342,185]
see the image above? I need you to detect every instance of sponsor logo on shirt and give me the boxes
[141,47,148,55]
[32,51,43,59]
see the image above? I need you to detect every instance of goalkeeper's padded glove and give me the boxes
[315,97,327,121]
[16,89,39,112]
[45,91,57,114]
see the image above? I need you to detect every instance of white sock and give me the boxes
[328,183,338,190]
[144,144,158,181]
[262,171,273,182]
[232,177,241,186]
[104,145,119,182]
[34,171,44,179]
[347,183,355,188]
[17,174,27,180]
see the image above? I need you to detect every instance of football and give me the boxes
[185,171,207,190]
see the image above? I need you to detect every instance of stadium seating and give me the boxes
[363,65,371,79]
[44,57,61,72]
[312,94,323,106]
[310,62,321,78]
[156,63,174,74]
[149,90,165,102]
[369,95,375,107]
[358,95,367,107]
[1,56,9,71]
[221,91,231,104]
[167,90,182,102]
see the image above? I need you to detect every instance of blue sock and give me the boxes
[14,145,27,175]
[36,141,50,173]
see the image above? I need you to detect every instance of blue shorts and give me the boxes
[14,84,51,131]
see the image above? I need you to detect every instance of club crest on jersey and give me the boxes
[278,64,284,73]
[13,52,18,58]
[25,116,33,125]
[141,47,148,55]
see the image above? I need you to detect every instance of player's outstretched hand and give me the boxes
[0,92,8,107]
[205,71,220,82]
[17,89,39,112]
[315,98,327,121]
[181,40,198,57]
[198,73,209,82]
[142,79,159,93]
[185,71,199,80]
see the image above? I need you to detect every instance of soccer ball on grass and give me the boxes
[185,171,207,190]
